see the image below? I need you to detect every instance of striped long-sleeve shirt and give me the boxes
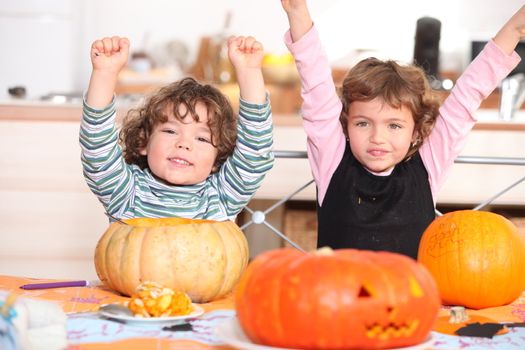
[80,97,274,221]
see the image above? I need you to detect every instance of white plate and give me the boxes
[215,317,434,350]
[99,304,204,325]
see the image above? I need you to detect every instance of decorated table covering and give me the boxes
[1,275,524,349]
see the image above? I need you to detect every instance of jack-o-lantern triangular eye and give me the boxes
[358,282,376,298]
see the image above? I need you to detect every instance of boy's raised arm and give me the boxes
[86,36,130,108]
[227,35,266,104]
[281,0,314,42]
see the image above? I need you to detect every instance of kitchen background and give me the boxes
[1,0,524,99]
[1,0,525,280]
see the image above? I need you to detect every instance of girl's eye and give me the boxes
[389,124,402,130]
[161,129,177,134]
[355,121,368,127]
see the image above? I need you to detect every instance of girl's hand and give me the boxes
[227,36,264,71]
[280,0,313,42]
[507,4,525,39]
[90,36,130,74]
[281,0,308,14]
[494,5,525,55]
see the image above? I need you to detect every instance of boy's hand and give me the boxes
[227,36,264,71]
[90,36,130,74]
[86,36,130,108]
[227,36,266,104]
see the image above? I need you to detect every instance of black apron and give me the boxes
[316,144,436,259]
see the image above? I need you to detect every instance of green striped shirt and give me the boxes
[80,97,274,221]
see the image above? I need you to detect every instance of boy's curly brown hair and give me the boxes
[339,57,440,159]
[120,77,237,171]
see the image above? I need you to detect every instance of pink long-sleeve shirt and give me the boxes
[285,26,520,206]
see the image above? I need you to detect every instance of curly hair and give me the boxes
[119,77,237,171]
[339,57,440,159]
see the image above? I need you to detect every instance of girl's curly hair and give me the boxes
[339,57,440,159]
[119,77,237,171]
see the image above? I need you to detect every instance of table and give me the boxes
[1,275,524,349]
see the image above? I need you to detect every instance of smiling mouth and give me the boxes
[168,157,192,166]
[368,150,388,157]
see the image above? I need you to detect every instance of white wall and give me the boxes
[0,0,83,99]
[0,0,523,99]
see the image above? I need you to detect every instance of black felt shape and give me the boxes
[162,323,193,332]
[506,322,525,328]
[455,322,505,338]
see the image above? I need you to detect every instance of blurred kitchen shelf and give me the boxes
[115,67,525,116]
[116,76,302,115]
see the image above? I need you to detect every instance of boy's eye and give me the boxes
[355,121,368,127]
[196,136,211,143]
[389,123,402,130]
[161,129,177,134]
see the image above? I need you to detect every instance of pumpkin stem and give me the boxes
[449,306,469,324]
[314,247,334,255]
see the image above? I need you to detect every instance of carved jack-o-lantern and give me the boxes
[235,248,440,350]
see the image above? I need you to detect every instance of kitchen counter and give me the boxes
[2,98,525,129]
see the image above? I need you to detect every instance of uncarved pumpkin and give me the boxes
[417,210,525,310]
[235,248,440,350]
[94,218,249,303]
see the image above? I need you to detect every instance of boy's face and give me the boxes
[140,102,218,185]
[346,97,416,173]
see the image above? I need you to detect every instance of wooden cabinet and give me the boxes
[0,116,108,280]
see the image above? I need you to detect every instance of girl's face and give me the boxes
[141,102,218,185]
[346,98,416,173]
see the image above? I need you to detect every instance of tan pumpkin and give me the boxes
[94,217,249,303]
[418,210,525,309]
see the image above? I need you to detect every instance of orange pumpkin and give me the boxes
[235,248,440,350]
[94,217,249,303]
[418,210,525,309]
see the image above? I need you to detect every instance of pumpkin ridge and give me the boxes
[117,226,132,295]
[202,223,226,301]
[169,225,194,296]
[165,225,178,296]
[227,222,249,296]
[137,225,147,293]
[274,251,301,345]
[101,224,116,291]
[105,224,129,293]
[210,223,230,299]
[164,225,178,291]
[218,222,248,299]
[94,223,114,284]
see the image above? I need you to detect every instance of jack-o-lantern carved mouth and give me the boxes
[358,281,422,340]
[365,320,420,339]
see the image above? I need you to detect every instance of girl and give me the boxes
[80,35,274,221]
[281,0,523,258]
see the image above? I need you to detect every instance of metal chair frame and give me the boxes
[240,151,525,252]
